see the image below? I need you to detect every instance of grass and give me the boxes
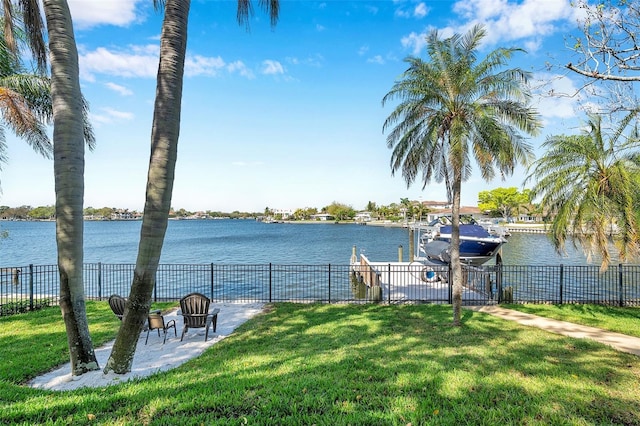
[503,303,640,338]
[0,301,176,384]
[0,302,639,425]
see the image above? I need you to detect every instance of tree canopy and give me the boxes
[478,187,531,220]
[526,111,640,270]
[383,25,541,325]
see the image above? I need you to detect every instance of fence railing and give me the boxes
[1,262,640,315]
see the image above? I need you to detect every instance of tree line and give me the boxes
[0,199,436,222]
[0,186,558,223]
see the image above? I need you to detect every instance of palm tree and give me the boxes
[0,25,94,184]
[400,197,412,222]
[0,35,50,171]
[4,0,98,375]
[43,0,99,375]
[104,0,279,374]
[526,112,640,271]
[382,25,540,325]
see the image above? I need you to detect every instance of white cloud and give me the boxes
[227,61,255,79]
[262,60,285,75]
[394,2,430,19]
[451,0,578,46]
[523,39,543,53]
[104,82,133,96]
[395,9,410,19]
[401,26,454,56]
[287,54,324,68]
[81,45,256,81]
[401,31,427,56]
[367,55,385,65]
[69,0,147,29]
[80,45,159,81]
[402,0,580,55]
[90,107,135,126]
[531,73,582,120]
[184,55,226,77]
[453,0,509,20]
[414,3,429,19]
[316,24,326,32]
[102,107,134,120]
[365,5,379,15]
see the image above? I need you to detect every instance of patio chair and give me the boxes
[145,313,177,344]
[108,294,127,321]
[108,294,161,329]
[179,292,220,342]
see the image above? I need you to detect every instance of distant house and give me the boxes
[111,210,133,220]
[355,212,372,222]
[517,213,542,223]
[311,213,334,221]
[420,201,481,223]
[422,200,452,210]
[273,209,293,220]
[109,209,142,220]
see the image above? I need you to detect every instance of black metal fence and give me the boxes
[1,262,640,314]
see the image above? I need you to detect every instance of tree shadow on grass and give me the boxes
[3,303,640,425]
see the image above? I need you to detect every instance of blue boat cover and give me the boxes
[440,224,490,237]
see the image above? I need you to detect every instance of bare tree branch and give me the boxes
[567,0,640,82]
[566,63,640,81]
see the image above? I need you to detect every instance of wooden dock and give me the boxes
[352,255,492,303]
[505,225,548,234]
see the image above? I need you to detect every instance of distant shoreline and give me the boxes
[1,217,549,233]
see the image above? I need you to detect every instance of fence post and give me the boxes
[97,262,102,300]
[496,263,503,303]
[559,264,564,305]
[388,263,391,303]
[619,263,624,307]
[210,263,215,301]
[448,263,453,304]
[29,264,34,311]
[269,263,273,303]
[328,264,331,303]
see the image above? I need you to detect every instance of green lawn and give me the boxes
[1,302,639,425]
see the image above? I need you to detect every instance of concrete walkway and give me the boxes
[467,305,640,357]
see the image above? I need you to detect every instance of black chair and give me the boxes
[145,313,177,344]
[108,294,127,321]
[179,292,219,342]
[108,294,161,332]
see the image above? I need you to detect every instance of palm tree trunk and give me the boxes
[43,0,98,375]
[451,169,463,326]
[104,0,190,374]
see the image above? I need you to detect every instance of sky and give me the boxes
[0,0,592,213]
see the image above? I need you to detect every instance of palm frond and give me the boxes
[527,113,640,270]
[15,0,47,72]
[0,86,51,158]
[237,0,279,30]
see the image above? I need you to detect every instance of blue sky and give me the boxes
[1,0,589,213]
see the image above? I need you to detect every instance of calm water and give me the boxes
[0,219,618,267]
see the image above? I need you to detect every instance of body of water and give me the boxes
[0,219,620,267]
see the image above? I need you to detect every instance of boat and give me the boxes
[414,215,507,266]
